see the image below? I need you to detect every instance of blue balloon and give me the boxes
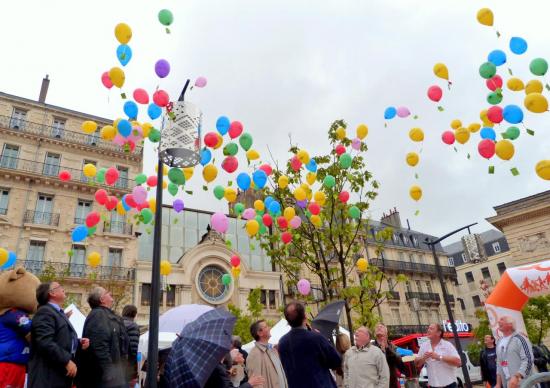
[252,170,267,189]
[0,251,17,270]
[268,200,281,214]
[384,107,397,120]
[480,127,496,141]
[502,105,524,124]
[264,196,274,209]
[116,44,133,66]
[510,37,528,55]
[123,101,138,119]
[487,50,507,66]
[147,103,162,120]
[200,148,212,166]
[216,116,230,135]
[306,159,317,172]
[236,173,251,191]
[72,225,88,243]
[121,195,131,211]
[117,119,132,138]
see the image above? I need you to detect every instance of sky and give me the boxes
[1,0,549,244]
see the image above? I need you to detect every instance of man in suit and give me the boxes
[28,281,89,388]
[278,301,342,388]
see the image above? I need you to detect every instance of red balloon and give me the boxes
[427,85,443,102]
[105,167,120,186]
[230,255,241,267]
[487,106,503,123]
[335,144,346,155]
[262,214,273,227]
[153,90,170,107]
[136,201,150,211]
[133,88,149,104]
[101,71,113,89]
[125,194,137,208]
[478,139,496,159]
[281,231,292,244]
[308,202,321,215]
[277,216,288,230]
[85,211,101,228]
[59,170,71,182]
[339,191,350,203]
[126,139,136,152]
[146,175,158,187]
[222,156,239,173]
[259,164,273,176]
[228,121,244,139]
[95,189,108,205]
[204,132,218,148]
[105,196,118,211]
[290,156,302,172]
[441,131,455,145]
[486,75,503,92]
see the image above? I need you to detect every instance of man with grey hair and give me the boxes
[77,287,129,388]
[495,316,534,388]
[373,323,405,388]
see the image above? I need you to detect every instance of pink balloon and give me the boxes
[228,121,243,139]
[478,139,496,159]
[101,71,113,89]
[259,164,273,176]
[297,279,311,295]
[486,75,503,92]
[396,106,410,118]
[242,208,256,220]
[105,167,120,186]
[351,138,361,150]
[289,215,302,229]
[195,76,207,88]
[427,85,443,102]
[113,134,126,146]
[132,185,148,204]
[441,131,455,145]
[290,156,302,172]
[211,212,229,233]
[487,106,503,124]
[133,88,149,104]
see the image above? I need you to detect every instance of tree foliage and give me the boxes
[228,287,264,344]
[522,295,550,345]
[467,309,492,364]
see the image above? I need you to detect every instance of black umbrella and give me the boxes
[311,300,346,339]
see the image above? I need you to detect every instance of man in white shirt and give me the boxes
[415,323,462,388]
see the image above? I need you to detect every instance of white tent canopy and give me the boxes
[138,331,178,359]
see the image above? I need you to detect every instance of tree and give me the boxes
[522,295,550,345]
[228,287,264,343]
[467,309,492,364]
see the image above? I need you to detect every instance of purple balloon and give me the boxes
[396,106,410,118]
[351,138,361,150]
[242,208,256,220]
[155,59,171,79]
[173,199,184,213]
[297,279,311,295]
[195,76,207,88]
[296,200,308,209]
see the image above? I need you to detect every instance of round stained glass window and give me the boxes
[197,265,230,303]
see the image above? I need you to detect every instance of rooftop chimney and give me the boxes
[380,207,402,228]
[38,75,50,103]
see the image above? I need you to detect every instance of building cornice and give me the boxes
[487,206,550,230]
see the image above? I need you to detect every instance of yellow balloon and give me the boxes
[297,149,310,164]
[335,127,346,140]
[214,134,224,150]
[433,63,449,81]
[406,152,419,167]
[116,201,126,216]
[114,22,132,44]
[283,207,296,221]
[356,124,368,140]
[278,175,289,189]
[83,163,97,178]
[495,140,515,161]
[82,121,98,134]
[535,160,550,180]
[224,187,237,203]
[160,259,172,276]
[246,149,260,161]
[183,167,194,181]
[109,67,125,88]
[525,80,543,95]
[149,198,157,213]
[409,185,422,201]
[314,191,326,206]
[294,187,306,201]
[100,125,116,140]
[246,220,260,236]
[0,248,8,266]
[203,164,218,183]
[306,172,317,186]
[162,180,168,189]
[450,119,462,130]
[479,109,494,128]
[507,77,525,92]
[231,266,241,277]
[468,123,481,133]
[254,200,265,211]
[477,8,494,26]
[87,252,101,268]
[524,93,549,113]
[356,258,368,273]
[142,122,153,138]
[310,214,322,227]
[409,127,424,142]
[454,127,470,145]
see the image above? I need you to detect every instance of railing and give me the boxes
[74,217,86,225]
[104,221,133,236]
[0,207,6,215]
[0,156,133,190]
[387,324,428,336]
[23,210,60,226]
[388,291,400,300]
[21,260,135,282]
[1,115,142,156]
[405,291,441,303]
[446,294,455,303]
[368,258,457,278]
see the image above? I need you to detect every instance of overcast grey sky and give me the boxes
[1,0,549,243]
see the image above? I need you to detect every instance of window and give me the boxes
[405,281,412,293]
[75,200,92,224]
[10,108,27,129]
[481,267,491,279]
[458,298,466,310]
[465,271,474,283]
[115,166,129,189]
[197,265,230,303]
[109,210,126,234]
[400,233,406,245]
[392,233,399,244]
[34,194,54,224]
[461,252,468,262]
[472,295,482,308]
[52,118,66,138]
[497,262,507,275]
[492,242,501,253]
[415,280,423,293]
[141,284,151,306]
[28,241,46,262]
[43,152,61,176]
[425,281,433,294]
[0,188,9,215]
[81,160,96,183]
[86,128,100,146]
[388,278,395,291]
[391,308,402,325]
[166,286,176,307]
[260,289,267,307]
[398,252,405,262]
[409,254,416,263]
[411,235,419,247]
[269,290,276,309]
[0,144,20,169]
[108,248,123,267]
[70,245,86,277]
[448,257,455,267]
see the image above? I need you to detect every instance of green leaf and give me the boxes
[453,147,457,152]
[507,68,513,76]
[120,93,127,99]
[413,115,419,120]
[526,128,535,136]
[173,218,179,224]
[510,167,520,176]
[202,185,208,191]
[228,181,233,187]
[488,166,495,174]
[225,240,232,248]
[384,123,387,128]
[168,112,176,120]
[414,173,419,179]
[496,30,501,38]
[546,84,550,92]
[437,106,445,112]
[185,190,193,195]
[166,27,171,34]
[414,210,420,216]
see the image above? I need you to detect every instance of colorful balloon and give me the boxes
[216,116,230,135]
[194,76,207,88]
[524,93,548,113]
[246,220,260,236]
[507,77,524,92]
[409,127,424,142]
[479,62,497,79]
[509,37,528,55]
[239,133,253,151]
[153,90,170,107]
[297,279,311,295]
[123,101,138,119]
[339,191,350,203]
[478,139,496,159]
[396,106,410,118]
[356,258,368,273]
[72,225,88,242]
[133,88,149,104]
[155,59,171,78]
[480,127,496,141]
[535,160,550,180]
[487,50,506,66]
[158,9,174,26]
[530,58,548,76]
[525,80,543,95]
[114,23,132,44]
[116,44,132,66]
[87,252,101,268]
[406,152,419,167]
[221,156,239,173]
[384,107,397,120]
[504,126,520,141]
[476,8,494,26]
[433,63,449,80]
[59,170,71,181]
[101,71,113,89]
[427,85,443,102]
[502,105,523,124]
[228,121,243,139]
[495,140,515,160]
[85,211,101,228]
[409,185,422,201]
[468,123,481,133]
[211,212,229,233]
[83,163,97,178]
[105,167,120,186]
[356,124,368,139]
[236,173,251,191]
[441,131,455,145]
[173,199,184,213]
[486,75,503,92]
[109,67,125,88]
[487,106,503,123]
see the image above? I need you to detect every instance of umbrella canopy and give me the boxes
[311,300,346,339]
[164,308,236,388]
[138,331,178,359]
[159,303,214,333]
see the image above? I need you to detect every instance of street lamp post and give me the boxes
[424,222,477,388]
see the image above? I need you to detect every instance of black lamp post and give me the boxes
[424,222,477,388]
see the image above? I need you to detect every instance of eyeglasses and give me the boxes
[49,284,63,293]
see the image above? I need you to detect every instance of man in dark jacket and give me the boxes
[278,301,341,388]
[480,334,497,388]
[122,304,140,384]
[28,282,89,388]
[373,323,406,388]
[77,286,129,388]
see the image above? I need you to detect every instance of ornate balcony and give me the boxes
[388,291,400,301]
[405,291,441,303]
[20,260,135,282]
[387,324,428,336]
[104,221,133,236]
[24,210,60,227]
[368,258,457,278]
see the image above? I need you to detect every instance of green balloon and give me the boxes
[323,175,336,188]
[223,142,239,156]
[213,185,225,200]
[222,273,232,286]
[167,182,178,196]
[348,205,361,219]
[168,168,185,185]
[479,62,497,79]
[255,209,265,216]
[239,133,253,151]
[530,58,548,76]
[234,203,245,215]
[96,168,106,184]
[135,173,147,185]
[87,226,97,236]
[158,9,174,26]
[148,128,161,143]
[487,91,503,105]
[255,215,263,225]
[141,208,153,224]
[259,224,268,235]
[339,153,352,169]
[505,126,520,140]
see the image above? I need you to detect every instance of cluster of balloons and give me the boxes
[383,106,412,120]
[0,248,17,270]
[229,255,241,282]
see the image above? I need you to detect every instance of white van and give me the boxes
[418,351,482,388]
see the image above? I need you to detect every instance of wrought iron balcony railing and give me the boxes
[387,324,428,336]
[368,258,457,278]
[20,260,135,282]
[104,221,133,236]
[388,291,400,300]
[405,291,441,303]
[1,115,142,156]
[24,210,60,226]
